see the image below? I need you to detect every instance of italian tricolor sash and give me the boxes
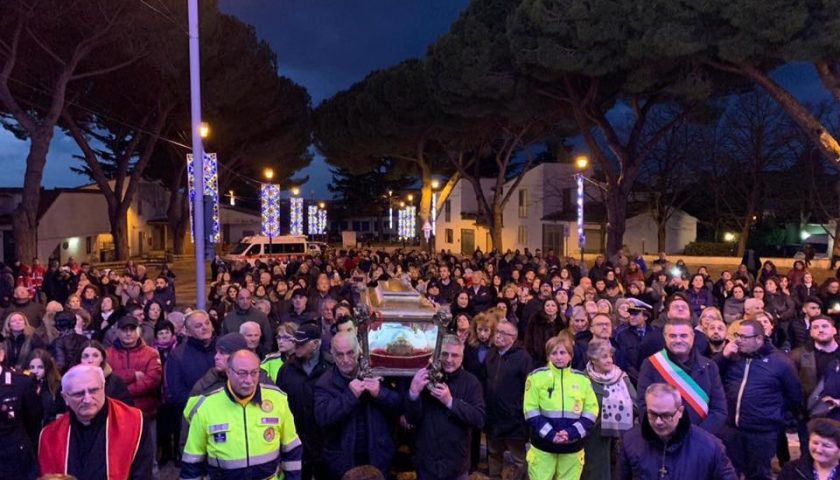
[649,349,709,419]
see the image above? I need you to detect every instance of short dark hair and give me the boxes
[809,418,840,449]
[341,465,385,480]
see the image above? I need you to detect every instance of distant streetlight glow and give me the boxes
[199,122,210,139]
[407,194,414,202]
[431,179,440,189]
[264,168,274,181]
[575,155,589,170]
[724,232,736,242]
[291,187,300,196]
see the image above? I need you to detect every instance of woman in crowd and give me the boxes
[779,418,840,480]
[92,294,121,346]
[2,311,46,370]
[524,333,598,479]
[524,299,565,366]
[764,277,797,332]
[76,340,133,405]
[141,299,166,345]
[26,348,61,426]
[723,284,747,324]
[582,339,636,480]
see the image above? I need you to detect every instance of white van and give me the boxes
[223,235,323,265]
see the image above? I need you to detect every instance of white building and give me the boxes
[0,180,262,264]
[433,162,697,255]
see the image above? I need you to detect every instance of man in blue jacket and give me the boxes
[717,319,802,480]
[314,332,401,479]
[618,383,737,479]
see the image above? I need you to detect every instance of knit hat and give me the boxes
[216,333,248,354]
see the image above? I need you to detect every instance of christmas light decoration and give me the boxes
[187,153,220,243]
[290,196,304,236]
[307,205,319,235]
[318,208,327,234]
[576,173,585,255]
[261,184,281,237]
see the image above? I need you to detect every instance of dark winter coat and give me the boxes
[404,368,485,479]
[276,352,334,464]
[314,365,402,479]
[715,343,802,432]
[617,410,737,480]
[484,345,532,440]
[637,349,728,436]
[163,336,216,405]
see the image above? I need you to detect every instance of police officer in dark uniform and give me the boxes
[0,341,42,480]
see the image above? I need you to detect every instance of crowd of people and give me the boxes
[4,247,840,479]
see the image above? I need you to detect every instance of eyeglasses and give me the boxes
[495,330,517,338]
[276,335,294,342]
[734,333,761,341]
[66,386,102,400]
[647,410,679,422]
[230,368,261,378]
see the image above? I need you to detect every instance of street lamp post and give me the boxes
[430,180,440,254]
[575,155,589,265]
[264,168,275,255]
[188,0,206,309]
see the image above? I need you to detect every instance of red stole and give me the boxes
[39,398,144,480]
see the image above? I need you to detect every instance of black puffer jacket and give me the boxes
[484,345,532,440]
[277,352,333,464]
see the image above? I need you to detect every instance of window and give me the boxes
[445,228,454,243]
[444,200,451,222]
[518,225,528,245]
[518,189,528,218]
[563,188,572,211]
[352,221,361,231]
[361,221,370,232]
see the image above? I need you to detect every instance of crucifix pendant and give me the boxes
[659,465,668,478]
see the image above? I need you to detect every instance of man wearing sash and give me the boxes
[637,318,727,436]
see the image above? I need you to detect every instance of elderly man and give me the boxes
[406,334,485,480]
[277,323,333,480]
[618,383,737,479]
[222,288,273,356]
[40,365,153,479]
[314,332,401,479]
[181,350,302,480]
[637,318,728,435]
[718,319,801,479]
[239,321,263,356]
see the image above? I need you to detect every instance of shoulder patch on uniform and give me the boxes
[260,384,287,396]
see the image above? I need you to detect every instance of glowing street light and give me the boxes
[574,155,588,263]
[263,168,274,181]
[407,194,414,202]
[575,155,589,170]
[199,122,210,139]
[724,232,737,242]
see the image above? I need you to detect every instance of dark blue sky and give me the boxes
[0,0,470,198]
[0,1,831,198]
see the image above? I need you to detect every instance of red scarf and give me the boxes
[39,398,144,480]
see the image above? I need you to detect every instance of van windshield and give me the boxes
[229,242,250,255]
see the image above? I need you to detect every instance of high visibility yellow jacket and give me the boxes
[260,353,285,384]
[523,363,599,454]
[180,383,302,480]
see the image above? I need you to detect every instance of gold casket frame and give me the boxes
[355,278,451,378]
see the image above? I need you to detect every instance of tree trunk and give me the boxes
[14,131,53,262]
[417,154,432,250]
[657,220,667,253]
[605,186,628,257]
[491,204,504,252]
[110,204,130,261]
[170,194,188,255]
[737,191,760,259]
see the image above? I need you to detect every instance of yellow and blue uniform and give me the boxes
[180,382,302,480]
[523,364,599,480]
[260,353,285,384]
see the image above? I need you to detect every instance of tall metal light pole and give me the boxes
[188,0,206,309]
[575,155,589,265]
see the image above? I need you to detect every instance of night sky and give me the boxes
[0,1,831,198]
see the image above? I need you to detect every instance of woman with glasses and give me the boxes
[260,322,298,383]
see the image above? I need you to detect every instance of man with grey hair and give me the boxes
[406,334,485,480]
[39,365,154,479]
[239,320,263,355]
[314,332,401,479]
[617,383,737,479]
